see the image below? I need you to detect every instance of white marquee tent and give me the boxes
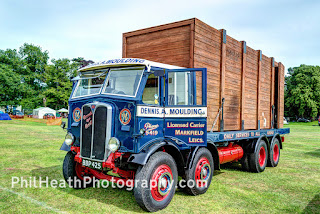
[33,107,56,119]
[57,108,69,113]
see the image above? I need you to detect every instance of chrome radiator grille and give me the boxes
[80,102,112,161]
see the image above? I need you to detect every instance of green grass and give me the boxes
[0,120,319,213]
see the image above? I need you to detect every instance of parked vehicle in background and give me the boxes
[283,117,289,125]
[318,116,320,126]
[27,113,33,118]
[10,110,24,119]
[43,113,55,119]
[297,118,310,122]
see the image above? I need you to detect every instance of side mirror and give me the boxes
[61,122,66,130]
[154,70,165,77]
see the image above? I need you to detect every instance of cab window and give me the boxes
[142,73,159,105]
[167,72,194,105]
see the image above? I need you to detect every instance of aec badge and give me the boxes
[119,108,131,125]
[73,107,81,122]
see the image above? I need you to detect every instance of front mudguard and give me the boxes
[127,141,185,167]
[60,141,71,151]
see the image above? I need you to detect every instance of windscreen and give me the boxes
[102,66,144,96]
[72,71,107,98]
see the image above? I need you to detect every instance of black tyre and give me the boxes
[248,140,268,173]
[240,153,250,171]
[134,152,178,212]
[63,151,93,189]
[268,138,280,167]
[184,148,214,196]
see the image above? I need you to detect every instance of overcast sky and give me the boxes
[0,0,319,70]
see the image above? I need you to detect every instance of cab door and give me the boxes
[136,69,165,150]
[164,68,207,147]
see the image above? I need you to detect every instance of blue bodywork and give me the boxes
[62,67,208,153]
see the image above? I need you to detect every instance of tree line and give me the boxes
[285,65,320,119]
[0,43,93,112]
[0,43,319,119]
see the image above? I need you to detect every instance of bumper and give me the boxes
[71,146,134,185]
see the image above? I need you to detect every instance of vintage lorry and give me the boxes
[60,19,290,212]
[60,57,289,212]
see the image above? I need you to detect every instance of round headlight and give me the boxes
[108,137,120,152]
[64,132,74,146]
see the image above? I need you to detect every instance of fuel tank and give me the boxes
[217,143,244,164]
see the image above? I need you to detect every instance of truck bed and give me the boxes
[207,128,290,143]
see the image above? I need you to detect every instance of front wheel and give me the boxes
[184,148,214,195]
[134,152,178,212]
[63,151,93,189]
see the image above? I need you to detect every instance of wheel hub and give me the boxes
[195,157,211,187]
[151,164,173,201]
[273,143,279,162]
[258,146,266,167]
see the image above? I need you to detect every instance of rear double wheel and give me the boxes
[134,152,178,212]
[268,138,280,167]
[248,140,268,173]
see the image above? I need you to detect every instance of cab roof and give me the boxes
[78,58,184,72]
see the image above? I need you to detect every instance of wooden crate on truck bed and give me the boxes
[122,18,285,131]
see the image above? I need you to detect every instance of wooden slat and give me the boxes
[240,41,246,130]
[219,29,226,131]
[122,34,127,57]
[257,50,262,129]
[189,20,195,68]
[270,58,275,128]
[123,18,194,38]
[277,63,284,128]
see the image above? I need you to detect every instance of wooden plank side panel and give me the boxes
[224,35,242,130]
[240,41,246,130]
[278,63,285,128]
[126,25,191,45]
[123,18,282,132]
[256,51,262,129]
[259,55,272,129]
[194,20,222,131]
[124,24,192,68]
[270,58,275,129]
[244,46,258,129]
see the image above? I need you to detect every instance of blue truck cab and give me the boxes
[61,58,289,212]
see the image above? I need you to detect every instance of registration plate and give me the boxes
[82,159,102,170]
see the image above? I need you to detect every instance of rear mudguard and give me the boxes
[270,134,282,149]
[242,135,269,154]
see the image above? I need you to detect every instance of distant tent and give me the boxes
[33,107,56,119]
[0,111,11,120]
[57,108,69,113]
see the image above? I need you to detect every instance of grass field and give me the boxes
[0,119,319,213]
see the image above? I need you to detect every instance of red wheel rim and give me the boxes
[75,162,92,181]
[150,164,173,201]
[273,143,279,163]
[195,157,211,188]
[258,146,266,167]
